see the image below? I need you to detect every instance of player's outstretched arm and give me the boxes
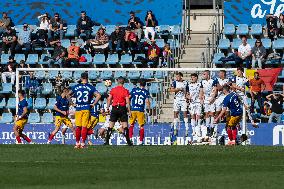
[214,108,226,123]
[92,92,101,107]
[54,105,66,116]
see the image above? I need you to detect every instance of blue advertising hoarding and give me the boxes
[0,123,283,146]
[224,0,284,25]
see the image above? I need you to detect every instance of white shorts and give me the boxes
[190,103,202,115]
[215,96,226,112]
[204,103,215,113]
[173,99,188,112]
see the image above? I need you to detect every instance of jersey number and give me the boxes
[234,99,240,107]
[77,91,89,103]
[134,95,144,105]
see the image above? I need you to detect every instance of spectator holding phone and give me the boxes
[128,11,142,40]
[144,10,157,41]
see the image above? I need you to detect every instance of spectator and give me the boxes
[109,26,124,54]
[37,13,50,40]
[266,93,284,123]
[162,43,172,67]
[75,11,94,40]
[249,72,266,114]
[237,36,252,68]
[277,13,284,38]
[87,27,109,55]
[251,39,266,69]
[128,11,142,40]
[48,13,64,41]
[1,56,16,84]
[25,72,41,98]
[144,39,160,68]
[144,10,157,40]
[124,27,137,53]
[0,12,12,36]
[266,14,278,40]
[1,27,17,55]
[16,23,34,57]
[47,40,66,67]
[66,40,80,67]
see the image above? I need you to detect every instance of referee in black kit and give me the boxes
[105,77,133,145]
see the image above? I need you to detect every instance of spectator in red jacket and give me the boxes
[144,40,160,67]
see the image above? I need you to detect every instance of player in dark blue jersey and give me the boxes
[129,80,150,145]
[214,85,242,145]
[86,99,102,145]
[13,90,32,144]
[47,88,75,144]
[69,72,101,148]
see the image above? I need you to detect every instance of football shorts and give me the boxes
[129,111,145,126]
[75,110,90,127]
[173,99,187,112]
[226,115,242,127]
[55,116,73,128]
[189,103,202,115]
[87,116,99,129]
[204,103,215,113]
[215,96,226,112]
[110,106,128,123]
[15,118,28,130]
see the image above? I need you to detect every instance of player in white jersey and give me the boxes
[187,73,202,137]
[200,70,217,132]
[170,72,189,136]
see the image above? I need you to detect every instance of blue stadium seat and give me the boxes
[231,38,242,49]
[35,71,46,80]
[212,53,225,65]
[133,54,145,65]
[92,26,101,36]
[247,39,256,48]
[261,38,271,49]
[225,53,236,65]
[96,83,107,94]
[124,83,134,92]
[236,24,249,35]
[218,39,230,49]
[65,25,76,37]
[80,54,92,65]
[39,54,51,65]
[106,54,118,65]
[272,39,284,49]
[114,71,127,78]
[105,25,116,35]
[7,98,16,109]
[108,83,118,90]
[46,70,59,79]
[0,83,13,94]
[250,24,262,36]
[42,113,54,123]
[141,71,154,79]
[14,54,25,63]
[69,83,77,87]
[42,83,53,95]
[61,39,71,48]
[223,24,235,35]
[149,83,160,94]
[27,98,33,110]
[88,71,100,80]
[0,113,13,123]
[34,98,46,110]
[128,71,140,79]
[1,54,10,64]
[154,71,164,79]
[28,113,40,123]
[150,98,157,108]
[73,71,85,80]
[279,70,284,79]
[61,71,73,80]
[156,39,165,48]
[47,98,56,110]
[101,71,112,79]
[0,98,6,108]
[170,25,181,36]
[26,54,38,65]
[93,54,105,65]
[157,25,170,36]
[120,54,132,65]
[14,25,23,32]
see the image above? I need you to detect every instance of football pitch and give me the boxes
[0,145,284,189]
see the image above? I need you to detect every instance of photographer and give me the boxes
[266,93,284,123]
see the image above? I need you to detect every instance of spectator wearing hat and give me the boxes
[1,56,16,84]
[144,39,160,68]
[48,40,66,67]
[75,11,94,40]
[48,13,64,41]
[1,27,17,55]
[124,27,137,53]
[237,36,252,68]
[128,11,142,40]
[37,13,50,41]
[16,24,34,57]
[249,72,266,114]
[144,10,157,41]
[109,26,124,54]
[0,12,12,36]
[251,39,266,69]
[66,40,80,67]
[266,93,284,123]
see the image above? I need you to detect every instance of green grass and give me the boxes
[0,145,284,189]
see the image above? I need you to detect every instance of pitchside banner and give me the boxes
[224,0,284,25]
[0,123,283,146]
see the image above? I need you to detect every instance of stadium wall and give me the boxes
[1,123,283,146]
[0,0,182,25]
[224,0,284,25]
